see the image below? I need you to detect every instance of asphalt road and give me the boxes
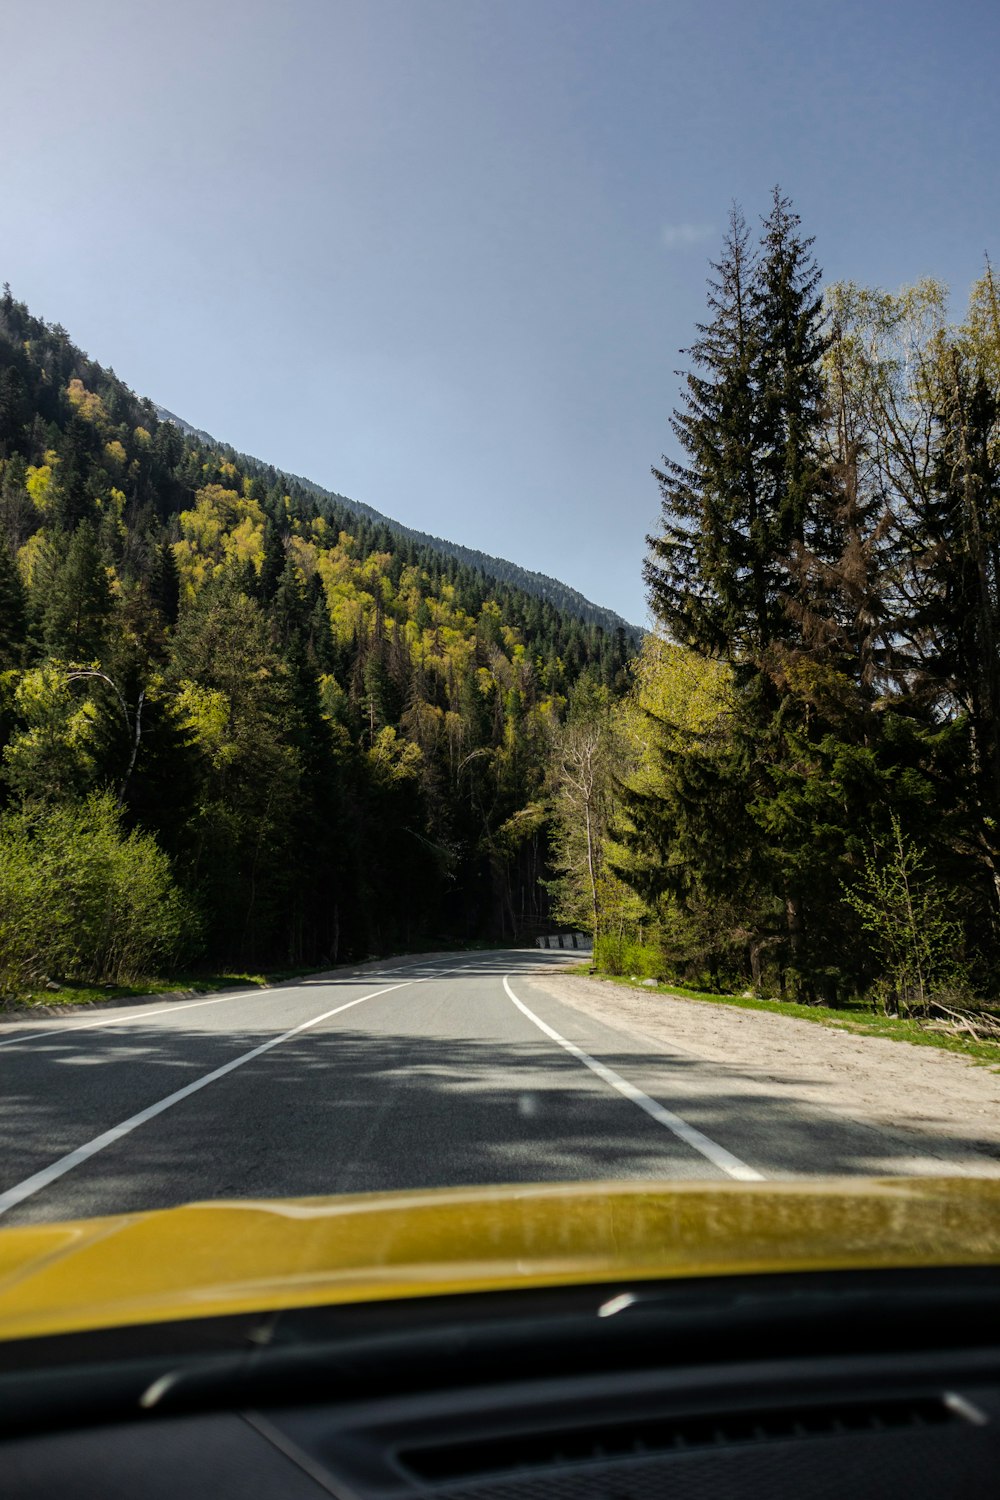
[0,949,965,1226]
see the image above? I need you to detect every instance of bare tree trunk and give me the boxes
[784,892,803,999]
[584,799,599,936]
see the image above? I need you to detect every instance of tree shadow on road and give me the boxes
[4,1008,998,1225]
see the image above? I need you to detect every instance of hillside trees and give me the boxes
[0,537,26,666]
[0,287,631,991]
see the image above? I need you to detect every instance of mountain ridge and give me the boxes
[153,403,641,639]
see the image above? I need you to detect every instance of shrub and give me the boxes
[594,935,663,979]
[842,815,964,1018]
[0,793,200,997]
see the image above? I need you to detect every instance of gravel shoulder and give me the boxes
[528,972,1000,1175]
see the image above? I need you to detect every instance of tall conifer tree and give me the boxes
[42,521,113,661]
[0,536,27,668]
[645,205,763,665]
[909,353,1000,924]
[641,192,834,996]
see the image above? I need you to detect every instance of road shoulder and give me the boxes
[525,970,1000,1174]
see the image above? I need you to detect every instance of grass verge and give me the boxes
[0,939,513,1017]
[0,967,336,1015]
[580,969,1000,1068]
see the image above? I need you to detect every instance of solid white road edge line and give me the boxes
[0,978,423,1218]
[0,990,283,1051]
[502,974,764,1183]
[0,956,477,1052]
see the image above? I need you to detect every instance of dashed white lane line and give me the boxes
[0,977,425,1219]
[502,974,764,1182]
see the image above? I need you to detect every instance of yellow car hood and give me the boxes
[1,1177,999,1344]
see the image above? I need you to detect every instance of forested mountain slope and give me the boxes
[153,404,640,636]
[0,288,634,988]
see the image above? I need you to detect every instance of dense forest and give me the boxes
[0,287,633,994]
[548,192,1000,1018]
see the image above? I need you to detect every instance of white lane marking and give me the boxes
[502,975,764,1182]
[0,958,465,1052]
[0,990,279,1051]
[0,978,421,1218]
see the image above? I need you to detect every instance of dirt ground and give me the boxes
[529,971,1000,1176]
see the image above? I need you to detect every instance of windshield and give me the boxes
[1,0,998,1275]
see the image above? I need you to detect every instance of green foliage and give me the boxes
[39,520,112,659]
[0,536,26,667]
[592,936,662,980]
[646,191,828,671]
[0,793,197,994]
[544,683,620,934]
[0,287,635,977]
[842,816,964,1017]
[613,195,1000,1012]
[2,664,103,802]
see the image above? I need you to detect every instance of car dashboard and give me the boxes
[3,1267,999,1499]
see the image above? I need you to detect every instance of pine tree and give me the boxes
[753,188,830,613]
[0,365,28,458]
[258,520,286,605]
[643,193,834,996]
[646,192,830,684]
[908,351,1000,923]
[41,521,113,661]
[270,558,309,652]
[150,539,181,627]
[53,413,97,531]
[304,573,336,675]
[0,535,27,667]
[645,206,766,664]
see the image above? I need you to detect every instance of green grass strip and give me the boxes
[576,968,1000,1069]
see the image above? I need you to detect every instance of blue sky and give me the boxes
[2,0,997,624]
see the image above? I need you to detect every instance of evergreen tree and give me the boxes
[0,536,27,668]
[150,539,181,627]
[53,413,97,531]
[643,193,835,996]
[304,572,336,675]
[909,352,1000,924]
[258,519,286,604]
[41,521,113,661]
[0,365,28,458]
[754,188,831,621]
[646,206,761,660]
[271,557,309,651]
[646,192,830,686]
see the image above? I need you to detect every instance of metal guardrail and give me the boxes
[536,933,591,950]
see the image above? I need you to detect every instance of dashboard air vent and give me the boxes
[399,1396,958,1482]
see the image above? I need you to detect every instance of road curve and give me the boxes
[0,949,972,1226]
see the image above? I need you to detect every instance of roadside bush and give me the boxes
[0,794,200,997]
[594,935,662,979]
[843,815,964,1018]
